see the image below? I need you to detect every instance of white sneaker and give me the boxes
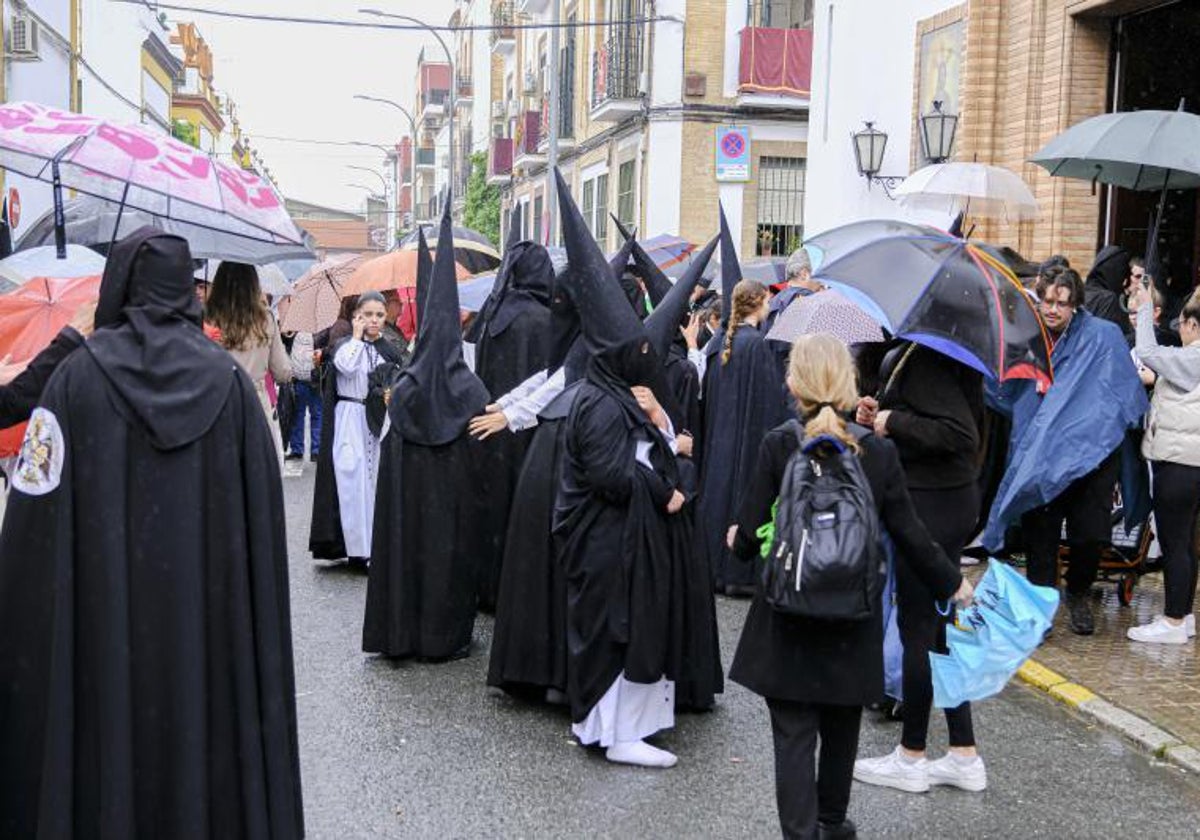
[927,753,988,792]
[605,740,677,768]
[1128,616,1189,645]
[1153,614,1196,637]
[853,747,929,793]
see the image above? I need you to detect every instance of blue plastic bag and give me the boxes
[931,560,1059,708]
[880,533,903,702]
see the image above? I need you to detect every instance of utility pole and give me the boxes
[545,0,560,245]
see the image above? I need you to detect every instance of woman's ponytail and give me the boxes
[721,280,769,366]
[788,334,860,452]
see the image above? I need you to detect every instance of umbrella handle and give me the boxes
[52,160,66,260]
[109,182,131,253]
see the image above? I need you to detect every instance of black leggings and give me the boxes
[1153,461,1200,620]
[898,486,979,752]
[767,699,862,840]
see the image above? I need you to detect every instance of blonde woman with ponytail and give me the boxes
[695,279,790,596]
[725,333,973,840]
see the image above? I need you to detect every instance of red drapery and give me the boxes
[738,27,813,97]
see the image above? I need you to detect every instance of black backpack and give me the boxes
[762,421,883,620]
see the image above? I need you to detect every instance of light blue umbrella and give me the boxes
[0,244,106,291]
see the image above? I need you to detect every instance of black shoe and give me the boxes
[819,819,857,840]
[310,453,320,462]
[1066,593,1094,635]
[285,452,303,461]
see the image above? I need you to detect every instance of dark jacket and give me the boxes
[0,327,84,429]
[1085,245,1132,338]
[728,423,962,705]
[878,343,984,490]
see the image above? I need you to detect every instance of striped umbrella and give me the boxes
[397,224,500,273]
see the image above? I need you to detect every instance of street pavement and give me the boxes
[282,465,1200,839]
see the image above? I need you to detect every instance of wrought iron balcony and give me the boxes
[488,137,513,184]
[590,31,643,122]
[490,2,516,54]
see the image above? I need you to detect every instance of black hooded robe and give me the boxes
[0,230,303,839]
[1085,245,1133,339]
[486,379,580,695]
[466,245,553,611]
[554,373,683,722]
[362,203,491,660]
[308,335,405,560]
[695,325,792,591]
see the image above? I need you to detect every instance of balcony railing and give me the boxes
[457,75,474,99]
[591,31,643,113]
[490,2,516,51]
[514,110,542,160]
[737,25,814,99]
[488,137,513,182]
[746,0,814,29]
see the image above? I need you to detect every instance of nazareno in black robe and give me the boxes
[642,234,724,711]
[695,208,791,592]
[548,169,686,722]
[308,333,405,560]
[0,228,303,839]
[363,200,491,660]
[464,241,553,611]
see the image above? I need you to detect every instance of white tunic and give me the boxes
[332,339,386,558]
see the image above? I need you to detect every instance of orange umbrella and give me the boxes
[278,253,368,334]
[0,273,101,456]
[341,249,468,298]
[0,274,102,361]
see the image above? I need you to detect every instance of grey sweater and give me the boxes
[1136,301,1200,391]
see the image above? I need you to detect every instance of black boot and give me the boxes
[1066,592,1094,635]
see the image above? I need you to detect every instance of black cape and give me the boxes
[0,230,302,839]
[487,381,581,695]
[553,380,684,721]
[468,246,553,611]
[308,335,405,560]
[694,324,791,590]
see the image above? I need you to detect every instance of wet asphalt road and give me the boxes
[281,465,1200,839]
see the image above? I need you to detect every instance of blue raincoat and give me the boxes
[983,309,1148,552]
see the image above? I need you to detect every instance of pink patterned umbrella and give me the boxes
[765,288,886,347]
[0,101,304,253]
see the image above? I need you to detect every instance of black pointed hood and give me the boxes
[717,203,741,329]
[464,219,522,343]
[390,197,489,446]
[556,168,679,435]
[644,235,718,359]
[86,226,236,450]
[614,215,673,307]
[1087,245,1130,295]
[414,226,433,339]
[556,169,645,359]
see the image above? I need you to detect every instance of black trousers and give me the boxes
[1022,451,1120,595]
[766,699,862,840]
[900,486,978,752]
[1152,461,1200,619]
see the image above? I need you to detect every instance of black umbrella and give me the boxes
[397,223,500,273]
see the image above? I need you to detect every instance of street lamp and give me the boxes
[919,100,958,164]
[348,165,388,194]
[354,94,418,236]
[359,9,455,212]
[851,121,903,197]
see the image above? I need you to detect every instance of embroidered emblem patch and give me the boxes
[12,407,64,496]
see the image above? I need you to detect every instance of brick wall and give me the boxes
[917,0,1144,269]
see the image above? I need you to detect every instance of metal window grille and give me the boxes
[756,156,805,257]
[617,161,636,229]
[747,0,813,29]
[595,174,609,242]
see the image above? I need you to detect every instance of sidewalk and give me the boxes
[1007,567,1200,769]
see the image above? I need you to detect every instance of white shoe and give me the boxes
[605,740,677,768]
[853,747,929,793]
[1128,616,1189,645]
[1153,614,1196,637]
[927,753,988,792]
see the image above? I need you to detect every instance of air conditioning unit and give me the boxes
[491,100,506,118]
[522,71,538,95]
[506,100,520,118]
[10,14,40,57]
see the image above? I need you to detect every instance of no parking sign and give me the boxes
[716,126,751,182]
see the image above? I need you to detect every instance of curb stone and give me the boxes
[1015,661,1193,773]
